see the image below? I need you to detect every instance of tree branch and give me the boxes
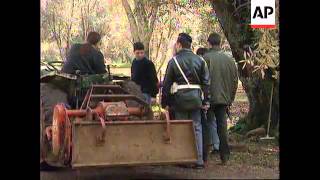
[232,1,250,16]
[121,0,140,42]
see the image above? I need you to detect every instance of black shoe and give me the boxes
[211,149,219,154]
[220,155,230,165]
[40,161,59,171]
[220,160,228,166]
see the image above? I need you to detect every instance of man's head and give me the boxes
[133,42,145,60]
[87,31,101,46]
[196,47,208,57]
[80,31,101,55]
[175,33,192,52]
[207,32,221,48]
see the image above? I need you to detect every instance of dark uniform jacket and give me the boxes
[161,48,210,108]
[61,43,106,75]
[131,57,159,97]
[203,47,238,105]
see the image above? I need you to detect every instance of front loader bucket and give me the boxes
[71,120,198,168]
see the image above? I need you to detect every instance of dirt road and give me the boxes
[41,153,279,180]
[41,165,278,180]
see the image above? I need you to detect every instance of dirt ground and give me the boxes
[40,136,279,180]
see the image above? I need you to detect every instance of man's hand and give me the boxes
[151,98,157,105]
[202,104,210,111]
[202,102,210,115]
[45,126,52,141]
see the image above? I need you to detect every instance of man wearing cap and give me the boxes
[161,33,210,169]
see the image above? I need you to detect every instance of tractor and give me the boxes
[40,61,198,169]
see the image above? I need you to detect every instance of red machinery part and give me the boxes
[66,102,146,119]
[51,101,146,165]
[52,103,72,163]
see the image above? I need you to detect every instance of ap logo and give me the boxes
[251,0,276,29]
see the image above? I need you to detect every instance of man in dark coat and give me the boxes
[61,31,106,75]
[131,42,159,105]
[161,33,210,169]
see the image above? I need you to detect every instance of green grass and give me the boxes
[111,62,131,68]
[152,105,162,112]
[235,92,248,102]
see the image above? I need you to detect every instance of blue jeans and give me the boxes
[202,110,220,162]
[202,111,220,150]
[175,109,203,166]
[143,93,152,105]
[211,117,220,150]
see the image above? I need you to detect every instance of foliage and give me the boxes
[41,0,222,76]
[110,62,131,68]
[239,29,279,80]
[41,0,112,62]
[212,0,279,80]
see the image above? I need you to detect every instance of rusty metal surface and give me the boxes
[66,105,144,118]
[80,89,90,110]
[52,104,67,156]
[91,94,148,106]
[71,120,198,168]
[51,104,72,164]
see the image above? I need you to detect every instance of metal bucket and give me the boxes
[71,120,198,168]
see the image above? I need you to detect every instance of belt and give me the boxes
[170,82,201,94]
[176,84,201,90]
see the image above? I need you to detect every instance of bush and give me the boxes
[230,118,248,134]
[111,60,131,68]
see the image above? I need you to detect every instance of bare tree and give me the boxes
[46,0,75,61]
[121,0,161,58]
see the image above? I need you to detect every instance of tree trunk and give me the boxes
[121,0,159,58]
[121,0,140,42]
[240,77,279,131]
[211,0,279,132]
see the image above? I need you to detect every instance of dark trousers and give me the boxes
[207,105,230,161]
[201,110,210,162]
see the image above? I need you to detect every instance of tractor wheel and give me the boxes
[40,99,45,163]
[40,83,69,169]
[40,99,57,171]
[120,80,154,120]
[41,83,69,127]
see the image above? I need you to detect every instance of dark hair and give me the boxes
[207,32,221,46]
[79,32,101,55]
[133,42,144,51]
[86,31,101,45]
[196,48,208,56]
[177,33,192,49]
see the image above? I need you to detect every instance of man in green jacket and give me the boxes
[203,33,238,165]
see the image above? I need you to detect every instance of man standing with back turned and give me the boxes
[161,33,210,169]
[203,33,238,165]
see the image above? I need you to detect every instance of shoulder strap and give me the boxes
[173,56,190,85]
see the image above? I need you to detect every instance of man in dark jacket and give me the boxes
[131,42,159,105]
[203,32,238,165]
[61,31,106,75]
[161,33,210,169]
